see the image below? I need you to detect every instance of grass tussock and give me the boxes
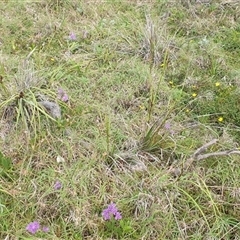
[1,0,240,239]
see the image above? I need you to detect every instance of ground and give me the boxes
[0,0,240,239]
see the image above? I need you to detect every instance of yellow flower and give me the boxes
[186,108,190,113]
[192,93,197,97]
[215,82,220,87]
[169,81,173,85]
[218,117,223,122]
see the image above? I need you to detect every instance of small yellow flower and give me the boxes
[186,108,190,113]
[139,105,145,110]
[218,117,223,122]
[50,58,55,62]
[169,81,173,85]
[192,93,197,97]
[160,63,165,67]
[215,82,220,87]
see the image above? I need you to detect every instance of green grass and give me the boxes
[1,0,240,239]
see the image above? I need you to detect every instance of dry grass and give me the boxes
[1,1,240,239]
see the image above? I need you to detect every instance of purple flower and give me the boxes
[102,202,122,221]
[69,32,77,41]
[57,88,69,102]
[61,93,68,102]
[114,211,122,220]
[164,122,175,135]
[164,122,171,130]
[54,180,62,190]
[42,226,49,232]
[26,221,40,234]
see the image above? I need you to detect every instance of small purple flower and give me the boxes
[61,93,68,102]
[114,211,122,220]
[102,202,122,221]
[57,88,69,102]
[42,226,49,232]
[69,32,77,41]
[102,208,111,220]
[164,122,171,130]
[54,180,62,190]
[164,122,175,135]
[26,221,40,234]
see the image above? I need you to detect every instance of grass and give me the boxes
[1,0,240,239]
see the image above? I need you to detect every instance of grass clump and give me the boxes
[1,1,240,239]
[0,59,63,142]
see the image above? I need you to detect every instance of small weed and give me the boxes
[0,60,64,142]
[0,151,12,178]
[141,119,175,155]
